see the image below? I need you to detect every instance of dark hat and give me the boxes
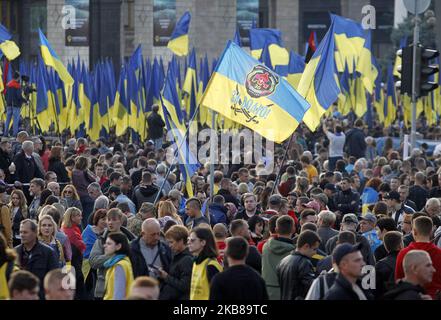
[332,243,363,266]
[324,183,337,192]
[383,191,400,201]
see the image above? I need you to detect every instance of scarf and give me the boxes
[103,254,126,268]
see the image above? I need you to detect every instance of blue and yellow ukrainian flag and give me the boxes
[361,186,378,215]
[200,41,310,143]
[249,28,289,67]
[88,69,101,141]
[338,62,352,116]
[286,51,305,90]
[233,28,242,47]
[356,30,378,94]
[183,48,198,121]
[167,11,191,57]
[114,66,129,136]
[0,23,20,60]
[36,58,51,133]
[38,29,73,85]
[384,64,397,128]
[297,15,340,132]
[161,58,199,197]
[332,14,366,74]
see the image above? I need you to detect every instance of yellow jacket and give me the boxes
[190,257,222,300]
[103,256,134,300]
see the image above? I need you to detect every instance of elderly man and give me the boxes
[10,140,44,183]
[424,198,441,218]
[130,218,172,280]
[87,182,103,201]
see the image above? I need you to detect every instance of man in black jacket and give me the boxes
[4,71,26,137]
[14,219,58,300]
[132,171,162,211]
[210,236,268,300]
[344,119,366,159]
[147,104,165,150]
[228,219,261,273]
[325,214,375,266]
[333,178,360,217]
[277,230,321,300]
[10,140,44,184]
[158,225,193,300]
[375,231,403,298]
[324,243,373,300]
[383,250,434,300]
[130,218,172,280]
[217,178,240,208]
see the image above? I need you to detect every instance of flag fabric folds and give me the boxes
[39,29,74,85]
[200,41,310,143]
[249,28,289,67]
[167,11,191,56]
[0,23,20,60]
[297,15,340,132]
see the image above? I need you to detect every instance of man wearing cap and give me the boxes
[323,183,338,213]
[313,193,328,212]
[384,190,415,229]
[326,213,375,266]
[359,213,382,253]
[324,243,373,300]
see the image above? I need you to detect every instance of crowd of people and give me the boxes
[1,113,441,301]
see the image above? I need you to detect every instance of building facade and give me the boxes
[2,0,438,72]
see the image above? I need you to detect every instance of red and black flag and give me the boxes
[304,31,318,63]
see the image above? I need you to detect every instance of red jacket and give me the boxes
[62,224,86,254]
[216,240,226,264]
[395,242,441,299]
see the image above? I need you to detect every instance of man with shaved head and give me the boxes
[384,250,435,300]
[395,216,441,299]
[130,218,172,280]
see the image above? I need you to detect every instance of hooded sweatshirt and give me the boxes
[261,236,295,300]
[395,241,441,299]
[132,184,160,210]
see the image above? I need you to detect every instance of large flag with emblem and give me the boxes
[200,41,310,143]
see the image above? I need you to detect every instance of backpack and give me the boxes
[306,270,337,300]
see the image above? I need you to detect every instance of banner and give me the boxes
[65,0,89,46]
[236,0,258,47]
[153,0,176,46]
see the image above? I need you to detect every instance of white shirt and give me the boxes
[326,131,346,158]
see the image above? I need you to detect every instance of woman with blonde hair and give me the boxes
[60,184,83,211]
[61,207,86,299]
[8,189,28,247]
[158,200,183,227]
[38,215,65,267]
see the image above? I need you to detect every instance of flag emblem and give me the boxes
[245,65,279,98]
